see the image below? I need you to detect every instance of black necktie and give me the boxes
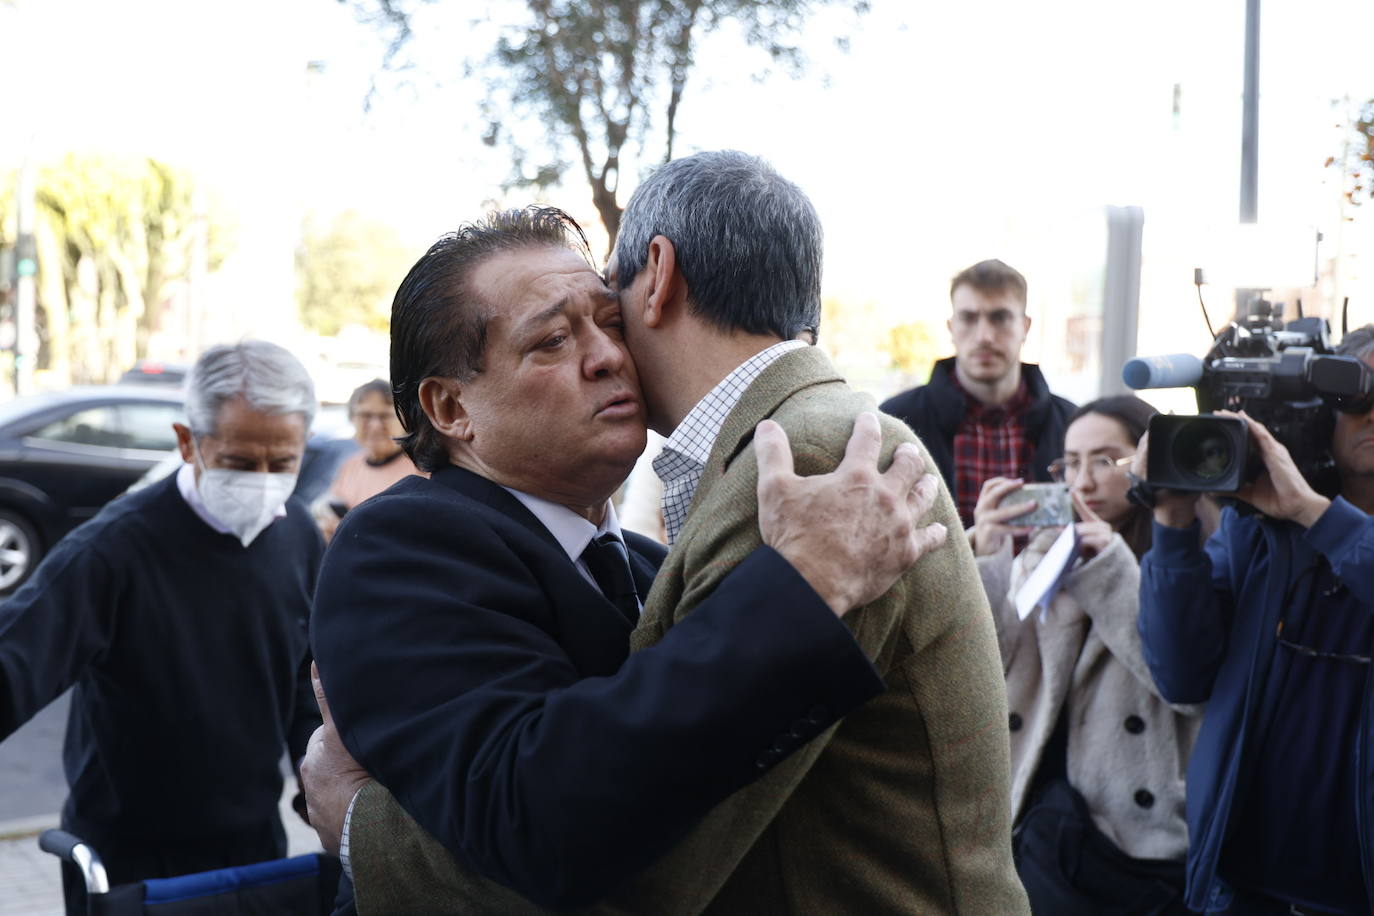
[580,533,640,624]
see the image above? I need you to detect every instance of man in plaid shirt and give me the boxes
[881,259,1076,531]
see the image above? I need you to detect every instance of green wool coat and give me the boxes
[347,346,1029,915]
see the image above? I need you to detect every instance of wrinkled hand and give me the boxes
[1071,491,1113,559]
[1222,410,1330,527]
[1136,429,1202,529]
[301,662,372,856]
[971,477,1035,556]
[756,412,947,617]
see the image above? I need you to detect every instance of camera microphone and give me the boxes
[1122,354,1206,390]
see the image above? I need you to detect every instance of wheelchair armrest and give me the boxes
[39,828,110,894]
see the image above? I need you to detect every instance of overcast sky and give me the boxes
[5,0,1373,378]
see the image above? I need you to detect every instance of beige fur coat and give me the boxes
[976,529,1203,861]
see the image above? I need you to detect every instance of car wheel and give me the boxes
[0,510,41,595]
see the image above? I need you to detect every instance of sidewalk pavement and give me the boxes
[0,790,323,915]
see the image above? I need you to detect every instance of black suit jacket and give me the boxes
[311,466,881,907]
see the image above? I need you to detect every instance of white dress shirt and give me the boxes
[501,487,638,607]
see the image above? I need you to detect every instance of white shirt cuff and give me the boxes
[339,786,363,880]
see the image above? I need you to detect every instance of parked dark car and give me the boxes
[0,387,187,594]
[0,389,356,596]
[117,361,191,387]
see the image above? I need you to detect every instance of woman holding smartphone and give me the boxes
[971,395,1201,915]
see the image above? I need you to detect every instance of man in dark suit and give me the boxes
[306,208,947,912]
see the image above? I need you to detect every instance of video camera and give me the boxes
[1122,300,1374,495]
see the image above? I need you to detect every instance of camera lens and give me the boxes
[1173,420,1235,484]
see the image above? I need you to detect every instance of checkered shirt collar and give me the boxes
[653,339,806,543]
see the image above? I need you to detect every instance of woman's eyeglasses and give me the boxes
[1047,454,1134,483]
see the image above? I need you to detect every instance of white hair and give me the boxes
[184,340,317,438]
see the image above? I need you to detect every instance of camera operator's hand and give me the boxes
[1134,430,1203,529]
[1071,491,1113,559]
[971,476,1035,556]
[1221,410,1331,528]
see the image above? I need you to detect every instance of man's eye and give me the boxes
[540,335,567,350]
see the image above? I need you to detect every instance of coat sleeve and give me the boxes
[285,519,325,765]
[314,498,884,910]
[974,537,1019,668]
[1137,514,1240,705]
[0,522,121,739]
[1304,496,1374,608]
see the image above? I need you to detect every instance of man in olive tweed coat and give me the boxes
[324,152,1027,914]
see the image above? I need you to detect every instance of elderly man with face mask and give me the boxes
[0,340,324,916]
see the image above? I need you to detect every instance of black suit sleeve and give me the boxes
[312,497,883,908]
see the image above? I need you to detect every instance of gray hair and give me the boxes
[185,340,317,438]
[1337,323,1374,362]
[347,378,394,420]
[612,150,823,340]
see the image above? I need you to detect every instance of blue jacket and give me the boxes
[1138,497,1374,913]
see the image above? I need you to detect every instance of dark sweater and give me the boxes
[880,357,1077,498]
[0,474,322,845]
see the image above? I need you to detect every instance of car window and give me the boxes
[117,403,183,451]
[30,406,129,448]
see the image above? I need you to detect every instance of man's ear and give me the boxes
[173,423,195,463]
[418,377,474,441]
[641,235,686,330]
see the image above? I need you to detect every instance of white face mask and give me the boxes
[195,453,299,547]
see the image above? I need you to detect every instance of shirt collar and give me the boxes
[501,487,624,564]
[655,339,807,481]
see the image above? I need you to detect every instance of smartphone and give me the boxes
[999,482,1073,527]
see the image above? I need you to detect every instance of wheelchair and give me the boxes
[39,828,342,915]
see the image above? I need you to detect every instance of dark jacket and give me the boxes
[1138,498,1374,913]
[880,357,1076,493]
[0,475,321,846]
[311,465,884,909]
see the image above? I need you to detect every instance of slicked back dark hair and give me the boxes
[1068,395,1158,559]
[949,259,1028,308]
[612,150,822,340]
[390,206,594,472]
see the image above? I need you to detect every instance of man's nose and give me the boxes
[583,326,627,378]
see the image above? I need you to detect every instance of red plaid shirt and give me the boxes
[951,376,1035,527]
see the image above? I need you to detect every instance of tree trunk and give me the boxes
[590,176,622,261]
[34,216,72,385]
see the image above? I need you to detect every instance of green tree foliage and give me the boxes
[296,210,415,337]
[346,0,867,244]
[2,154,230,384]
[882,320,941,379]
